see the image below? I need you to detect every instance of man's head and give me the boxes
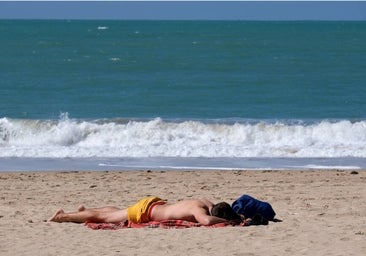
[211,202,242,223]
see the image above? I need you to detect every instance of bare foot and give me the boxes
[78,205,86,212]
[48,209,65,222]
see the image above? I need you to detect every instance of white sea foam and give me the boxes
[303,165,360,170]
[1,117,366,158]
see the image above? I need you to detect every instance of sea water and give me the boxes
[1,20,366,171]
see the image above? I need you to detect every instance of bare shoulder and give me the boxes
[173,199,213,209]
[187,199,214,211]
[197,199,214,207]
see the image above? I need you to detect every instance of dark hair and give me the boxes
[211,202,242,222]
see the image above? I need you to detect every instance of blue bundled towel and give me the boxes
[232,194,276,221]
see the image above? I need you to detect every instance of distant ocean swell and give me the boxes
[1,114,365,158]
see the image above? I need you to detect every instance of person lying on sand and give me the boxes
[48,196,244,226]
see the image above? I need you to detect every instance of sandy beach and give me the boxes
[1,169,365,256]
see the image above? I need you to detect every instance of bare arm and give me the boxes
[193,207,228,226]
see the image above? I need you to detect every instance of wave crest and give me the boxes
[1,117,365,158]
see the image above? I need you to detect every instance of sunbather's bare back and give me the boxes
[151,199,221,225]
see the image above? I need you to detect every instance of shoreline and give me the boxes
[1,156,366,172]
[1,169,365,255]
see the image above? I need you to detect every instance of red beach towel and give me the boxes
[86,220,249,230]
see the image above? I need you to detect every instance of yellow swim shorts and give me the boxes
[127,196,165,223]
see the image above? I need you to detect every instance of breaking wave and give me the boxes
[1,114,366,158]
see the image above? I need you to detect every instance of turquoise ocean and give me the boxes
[1,20,366,171]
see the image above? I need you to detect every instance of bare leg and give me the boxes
[77,205,121,212]
[48,208,128,223]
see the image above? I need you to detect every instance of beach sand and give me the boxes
[1,169,365,256]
